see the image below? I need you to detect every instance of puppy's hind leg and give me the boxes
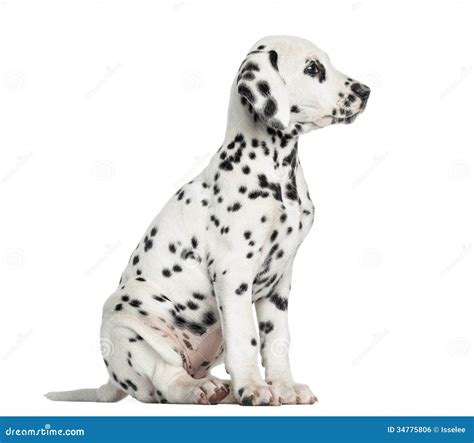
[103,322,230,404]
[152,359,230,405]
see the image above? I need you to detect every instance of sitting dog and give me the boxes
[46,35,370,406]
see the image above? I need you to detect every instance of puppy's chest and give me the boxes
[252,195,314,297]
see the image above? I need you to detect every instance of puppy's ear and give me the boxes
[236,50,290,130]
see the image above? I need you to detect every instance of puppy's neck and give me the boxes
[222,104,303,174]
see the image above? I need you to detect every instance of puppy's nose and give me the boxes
[351,83,371,100]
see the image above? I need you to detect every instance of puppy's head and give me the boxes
[235,35,370,131]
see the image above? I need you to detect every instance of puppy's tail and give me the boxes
[45,380,127,402]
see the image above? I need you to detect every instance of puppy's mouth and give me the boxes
[331,111,360,125]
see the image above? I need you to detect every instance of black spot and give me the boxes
[202,311,217,326]
[152,294,168,302]
[243,62,260,73]
[246,252,253,259]
[162,268,172,278]
[227,202,242,212]
[144,237,153,252]
[169,243,176,253]
[241,396,253,406]
[270,230,278,242]
[269,292,288,311]
[239,185,247,194]
[121,295,130,302]
[257,81,270,97]
[251,338,257,346]
[259,321,274,334]
[235,283,249,295]
[242,71,255,81]
[132,255,139,265]
[125,379,138,391]
[268,50,278,71]
[129,299,142,308]
[188,322,206,335]
[193,292,206,300]
[172,264,182,272]
[248,190,269,199]
[187,301,199,310]
[114,303,123,311]
[290,105,300,113]
[264,98,277,118]
[242,165,251,174]
[238,84,255,103]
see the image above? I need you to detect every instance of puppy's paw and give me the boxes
[267,380,317,405]
[235,383,280,406]
[192,377,230,405]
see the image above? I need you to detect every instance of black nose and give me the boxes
[351,83,371,100]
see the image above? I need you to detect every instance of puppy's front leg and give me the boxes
[255,265,317,405]
[214,273,279,406]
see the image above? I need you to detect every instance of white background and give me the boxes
[1,0,473,417]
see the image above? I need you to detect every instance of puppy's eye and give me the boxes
[304,61,319,77]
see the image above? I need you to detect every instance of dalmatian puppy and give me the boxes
[46,35,370,406]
